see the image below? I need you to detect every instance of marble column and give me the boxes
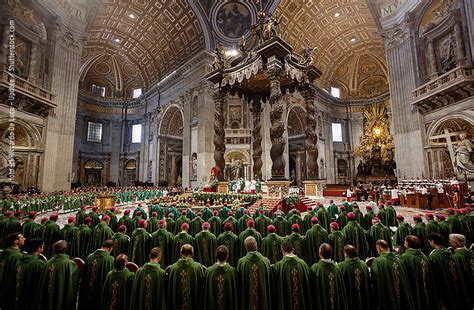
[41,23,85,192]
[251,98,263,180]
[213,87,226,180]
[301,87,318,179]
[170,155,177,186]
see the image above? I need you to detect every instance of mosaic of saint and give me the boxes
[216,3,251,39]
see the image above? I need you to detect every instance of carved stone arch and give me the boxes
[0,118,42,149]
[287,105,307,137]
[426,113,474,144]
[159,104,184,137]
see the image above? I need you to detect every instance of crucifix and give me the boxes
[428,129,462,172]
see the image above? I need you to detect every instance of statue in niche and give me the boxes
[230,159,244,181]
[440,34,457,73]
[212,47,226,70]
[263,14,280,40]
[191,153,197,179]
[454,133,474,173]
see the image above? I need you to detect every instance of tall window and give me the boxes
[132,88,142,99]
[331,87,340,98]
[91,84,106,97]
[87,122,102,142]
[332,123,343,142]
[132,124,142,143]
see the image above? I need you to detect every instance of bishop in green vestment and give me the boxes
[34,240,79,310]
[328,222,345,262]
[394,215,412,249]
[302,207,316,233]
[71,217,93,259]
[190,213,204,236]
[203,245,239,310]
[175,211,191,235]
[130,247,167,310]
[22,211,38,240]
[371,240,414,310]
[272,240,311,310]
[223,212,238,235]
[15,238,46,310]
[310,243,348,310]
[0,233,25,310]
[367,217,392,257]
[167,244,205,310]
[255,210,272,237]
[399,235,432,310]
[362,205,375,230]
[100,254,135,310]
[385,204,398,227]
[78,240,115,310]
[88,207,100,228]
[341,213,368,259]
[147,212,159,233]
[129,220,152,266]
[112,225,130,257]
[60,217,78,246]
[412,215,428,254]
[41,214,60,258]
[305,217,328,265]
[195,222,217,267]
[118,210,133,236]
[272,213,289,237]
[426,213,440,235]
[436,214,450,243]
[316,205,330,231]
[337,245,370,310]
[217,222,239,266]
[165,213,176,236]
[75,206,87,226]
[237,210,252,234]
[90,216,114,252]
[236,236,272,310]
[152,220,174,268]
[285,224,305,258]
[238,220,262,257]
[209,211,223,236]
[261,225,283,264]
[327,200,339,221]
[172,223,194,263]
[336,206,348,229]
[449,233,474,308]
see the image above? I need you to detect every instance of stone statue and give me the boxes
[454,133,474,172]
[191,154,197,179]
[301,47,317,66]
[212,47,226,70]
[263,14,280,40]
[230,159,244,181]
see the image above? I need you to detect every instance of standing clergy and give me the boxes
[167,244,205,310]
[71,217,92,260]
[399,235,432,310]
[0,233,26,310]
[42,213,60,258]
[130,247,167,310]
[118,210,133,236]
[272,212,289,237]
[362,205,375,230]
[78,239,115,310]
[310,243,348,310]
[217,222,239,266]
[337,245,370,310]
[371,239,414,310]
[112,225,130,257]
[342,212,368,259]
[209,210,223,236]
[35,240,80,310]
[285,224,305,258]
[316,204,330,231]
[203,245,239,310]
[22,211,39,240]
[412,215,428,254]
[100,254,135,310]
[129,219,152,266]
[261,224,283,264]
[449,233,473,308]
[152,220,174,268]
[147,212,159,233]
[195,222,217,267]
[255,209,272,237]
[328,222,345,262]
[394,215,412,249]
[272,240,311,310]
[367,217,392,257]
[223,211,238,235]
[172,223,194,263]
[15,238,46,310]
[238,219,262,257]
[305,217,328,265]
[60,216,78,246]
[91,215,114,252]
[237,209,251,234]
[237,236,272,310]
[190,212,204,236]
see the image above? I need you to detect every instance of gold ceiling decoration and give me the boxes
[82,0,205,87]
[274,0,388,98]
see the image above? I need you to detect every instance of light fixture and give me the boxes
[128,13,136,19]
[373,127,383,137]
[225,49,239,57]
[350,37,356,42]
[334,12,341,17]
[114,38,122,43]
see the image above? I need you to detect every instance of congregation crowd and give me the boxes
[0,196,473,310]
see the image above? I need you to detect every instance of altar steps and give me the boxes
[299,195,318,209]
[248,198,282,215]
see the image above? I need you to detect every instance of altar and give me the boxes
[94,195,117,211]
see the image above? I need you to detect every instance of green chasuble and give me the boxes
[88,211,100,228]
[130,262,167,310]
[336,211,348,229]
[328,231,345,262]
[337,257,370,310]
[217,231,239,266]
[362,210,375,230]
[147,217,159,233]
[218,206,231,222]
[172,232,194,263]
[394,221,412,248]
[71,224,92,260]
[385,205,398,227]
[175,215,191,234]
[273,255,311,310]
[438,221,450,244]
[76,210,87,226]
[91,222,114,252]
[208,215,223,236]
[42,220,60,258]
[223,216,238,235]
[426,220,440,235]
[236,251,272,310]
[302,210,316,232]
[342,220,368,260]
[167,257,205,310]
[367,222,392,257]
[203,263,239,310]
[285,232,305,258]
[129,228,152,266]
[377,208,387,226]
[412,222,428,254]
[150,205,164,219]
[152,228,174,268]
[111,232,130,257]
[100,268,135,310]
[200,207,213,221]
[190,216,204,236]
[106,211,119,232]
[165,217,176,236]
[34,254,79,310]
[15,253,46,310]
[237,214,251,234]
[60,224,78,245]
[310,259,348,310]
[428,248,470,310]
[399,248,432,310]
[327,203,339,221]
[261,233,283,264]
[305,224,328,265]
[316,207,330,231]
[118,215,133,236]
[371,252,414,310]
[452,248,473,308]
[272,217,289,237]
[195,230,217,267]
[255,215,272,237]
[0,247,22,310]
[288,214,303,230]
[238,228,262,257]
[22,219,38,240]
[78,249,115,310]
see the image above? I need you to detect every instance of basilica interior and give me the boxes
[0,0,473,193]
